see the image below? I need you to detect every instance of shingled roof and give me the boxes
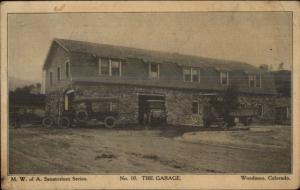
[43,38,259,71]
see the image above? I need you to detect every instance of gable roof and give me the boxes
[43,38,259,71]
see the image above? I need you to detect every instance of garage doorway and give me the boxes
[138,94,166,125]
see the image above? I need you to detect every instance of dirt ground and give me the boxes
[9,125,291,174]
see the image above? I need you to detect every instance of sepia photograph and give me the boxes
[7,11,292,174]
[1,1,299,190]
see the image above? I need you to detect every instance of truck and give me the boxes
[42,97,122,128]
[203,106,258,127]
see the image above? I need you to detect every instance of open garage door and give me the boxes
[138,94,166,125]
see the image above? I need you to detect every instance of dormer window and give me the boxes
[220,71,229,85]
[256,74,261,88]
[149,63,159,79]
[192,68,200,82]
[183,67,200,82]
[249,75,256,87]
[248,74,261,88]
[183,68,191,82]
[98,58,122,76]
[111,60,121,76]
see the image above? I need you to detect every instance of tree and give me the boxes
[259,64,269,71]
[207,85,240,127]
[278,62,284,70]
[223,85,240,127]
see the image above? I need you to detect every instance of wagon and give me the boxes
[42,97,122,128]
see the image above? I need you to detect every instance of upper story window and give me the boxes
[149,63,159,79]
[49,71,53,87]
[98,58,122,76]
[65,61,70,78]
[57,67,61,81]
[111,60,121,76]
[192,68,200,82]
[183,68,191,82]
[248,74,261,88]
[183,67,200,82]
[249,75,256,87]
[256,74,261,88]
[220,71,229,85]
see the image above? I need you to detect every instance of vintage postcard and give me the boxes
[1,1,300,190]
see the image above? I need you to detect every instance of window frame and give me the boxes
[65,60,70,78]
[49,71,53,87]
[248,74,256,87]
[111,59,122,77]
[98,58,122,77]
[220,71,229,85]
[183,67,201,82]
[183,67,191,82]
[149,63,160,79]
[256,74,262,88]
[192,100,201,114]
[192,68,201,82]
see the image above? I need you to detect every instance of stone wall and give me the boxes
[238,95,291,123]
[45,84,73,116]
[45,82,289,126]
[71,83,204,126]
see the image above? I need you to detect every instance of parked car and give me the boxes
[42,97,121,128]
[144,99,167,125]
[203,106,257,127]
[10,106,44,128]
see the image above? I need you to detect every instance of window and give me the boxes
[149,63,159,79]
[192,101,200,114]
[49,71,53,87]
[99,58,109,75]
[99,58,121,76]
[183,68,191,82]
[220,71,229,85]
[192,68,200,82]
[111,60,121,76]
[258,104,264,117]
[249,74,261,88]
[183,68,200,82]
[249,75,256,87]
[57,67,61,81]
[256,74,261,88]
[65,61,70,78]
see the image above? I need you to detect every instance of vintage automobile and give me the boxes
[203,106,258,127]
[144,99,167,125]
[42,97,122,128]
[10,106,44,128]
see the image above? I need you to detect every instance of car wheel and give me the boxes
[42,116,54,128]
[104,116,116,129]
[58,117,71,128]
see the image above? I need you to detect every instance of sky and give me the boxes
[8,12,292,83]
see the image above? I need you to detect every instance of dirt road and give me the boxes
[9,125,291,174]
